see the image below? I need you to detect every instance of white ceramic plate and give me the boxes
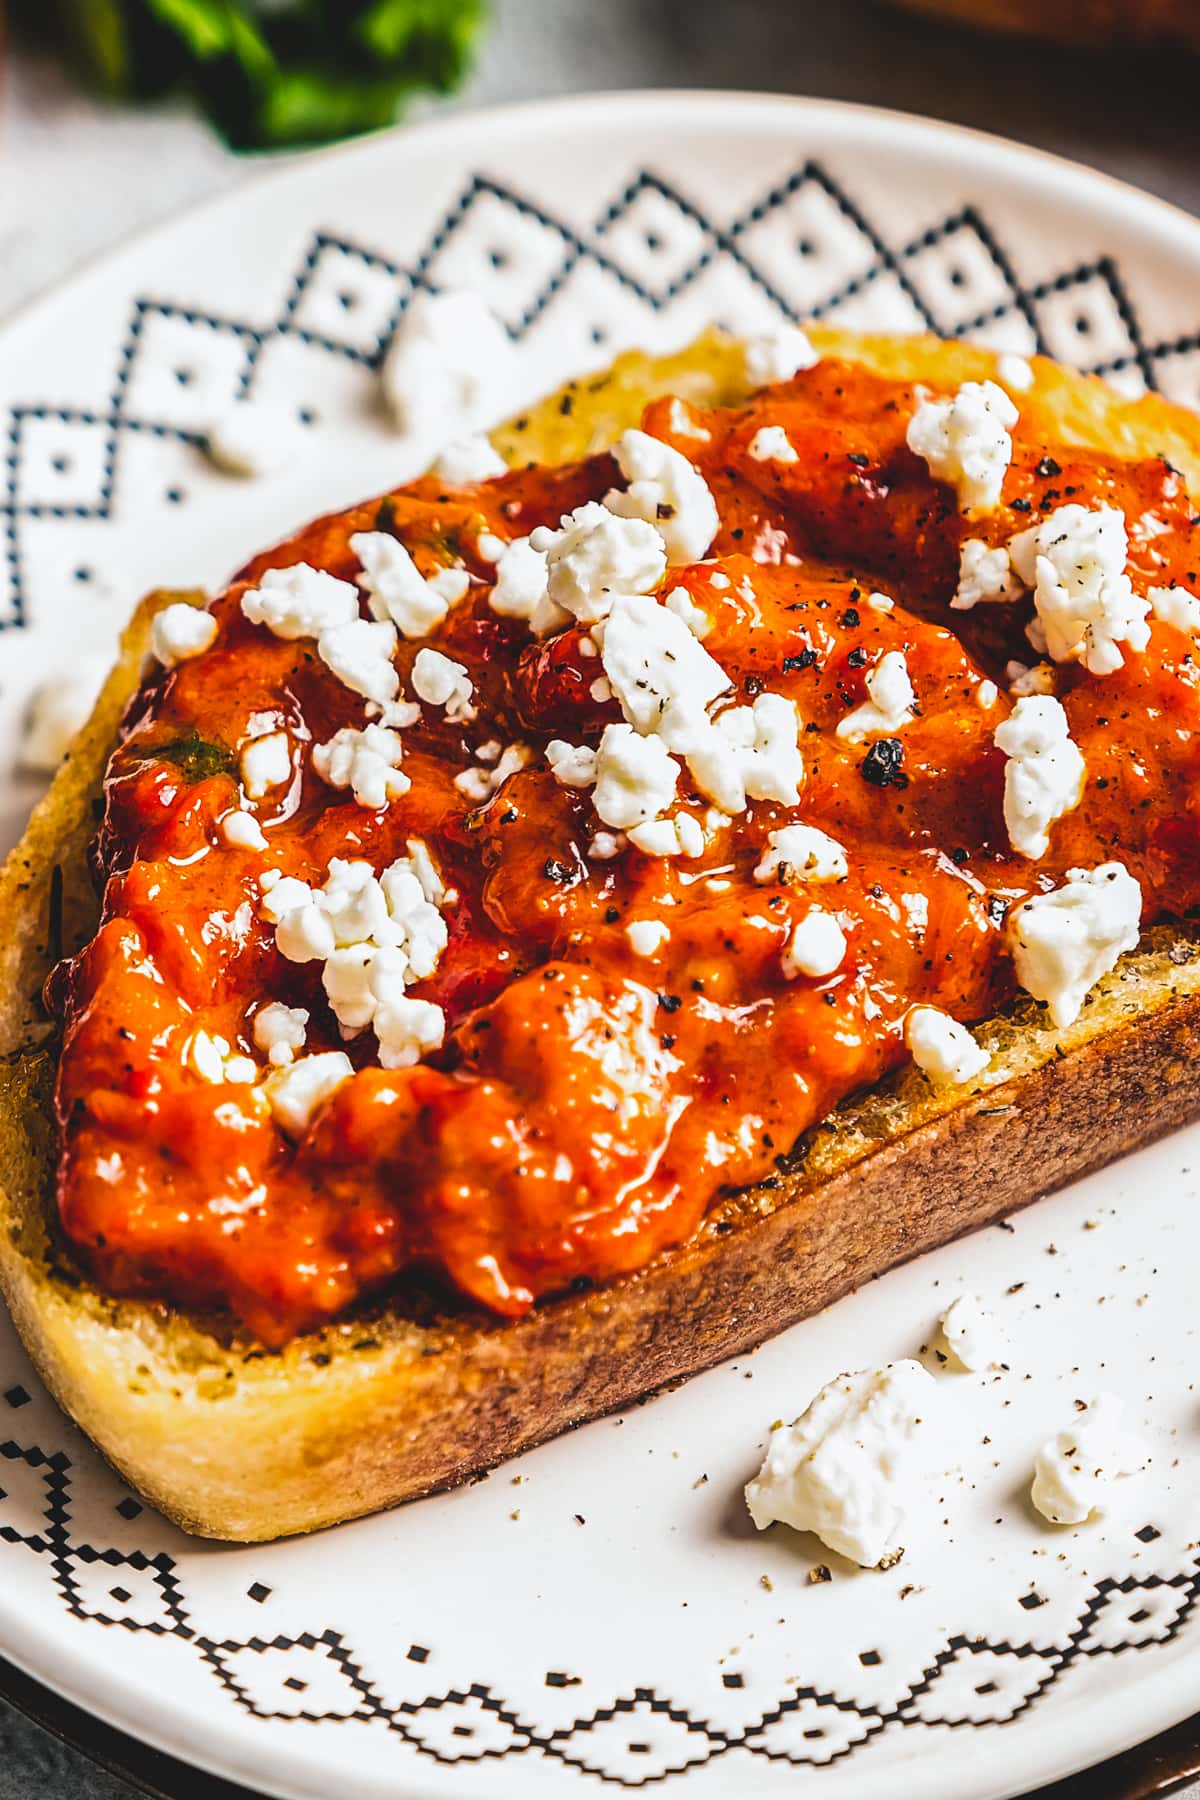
[3,92,1200,1800]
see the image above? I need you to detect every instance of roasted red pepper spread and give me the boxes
[49,357,1200,1343]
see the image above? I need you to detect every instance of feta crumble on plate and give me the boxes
[18,654,110,773]
[381,289,515,438]
[746,1361,939,1567]
[1031,1394,1149,1525]
[203,401,296,478]
[939,1294,1007,1372]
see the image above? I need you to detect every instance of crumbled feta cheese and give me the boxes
[664,586,713,639]
[600,593,799,818]
[412,648,476,723]
[589,830,626,859]
[240,731,290,799]
[712,693,804,808]
[259,871,322,946]
[605,428,719,563]
[993,694,1085,860]
[183,1028,256,1086]
[477,530,506,564]
[755,823,848,885]
[266,863,383,962]
[253,1002,309,1067]
[265,1051,354,1137]
[241,563,359,639]
[151,602,218,668]
[743,325,819,387]
[1009,504,1149,674]
[686,693,804,817]
[667,398,710,441]
[626,919,671,956]
[204,402,295,478]
[627,813,705,858]
[370,694,427,728]
[1031,1393,1149,1525]
[432,434,506,484]
[18,656,108,772]
[997,353,1035,393]
[1006,659,1057,697]
[316,618,399,707]
[602,593,731,751]
[543,742,595,795]
[312,722,411,810]
[350,530,462,640]
[592,723,679,830]
[745,1360,938,1567]
[453,741,532,803]
[906,380,1017,513]
[1148,583,1200,636]
[953,537,1022,611]
[940,1293,1007,1372]
[261,853,449,1067]
[866,590,894,613]
[976,679,999,709]
[836,650,916,740]
[220,809,268,851]
[402,839,447,910]
[905,1005,989,1084]
[533,501,666,625]
[488,536,550,622]
[748,425,798,464]
[782,909,846,980]
[373,989,445,1068]
[381,289,515,437]
[1007,862,1141,1028]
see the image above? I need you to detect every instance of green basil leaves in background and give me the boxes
[14,0,488,149]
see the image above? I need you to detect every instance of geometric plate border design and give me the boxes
[4,1417,1200,1784]
[6,159,1200,635]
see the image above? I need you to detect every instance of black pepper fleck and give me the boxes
[860,738,908,788]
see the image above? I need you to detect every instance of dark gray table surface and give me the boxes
[5,0,1200,1793]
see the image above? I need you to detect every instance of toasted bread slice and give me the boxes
[4,332,1200,1543]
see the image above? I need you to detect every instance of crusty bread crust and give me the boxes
[4,333,1200,1542]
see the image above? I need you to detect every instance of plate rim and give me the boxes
[4,84,1200,1800]
[8,86,1200,360]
